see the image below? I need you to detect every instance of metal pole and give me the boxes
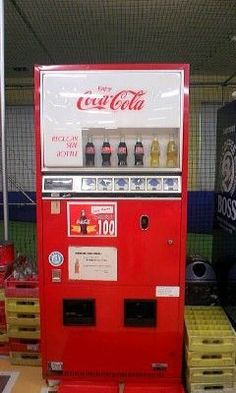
[0,0,9,240]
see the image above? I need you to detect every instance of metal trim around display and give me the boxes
[42,193,182,199]
[39,65,185,173]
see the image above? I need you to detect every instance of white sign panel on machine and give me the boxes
[41,70,183,169]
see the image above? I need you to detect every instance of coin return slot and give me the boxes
[140,215,149,230]
[124,299,156,327]
[63,299,95,326]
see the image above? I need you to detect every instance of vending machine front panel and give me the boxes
[35,64,189,386]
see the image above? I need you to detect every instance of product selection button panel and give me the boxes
[42,175,181,196]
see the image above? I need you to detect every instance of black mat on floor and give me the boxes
[0,375,10,393]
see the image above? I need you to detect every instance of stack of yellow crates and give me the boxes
[185,306,236,393]
[4,276,41,366]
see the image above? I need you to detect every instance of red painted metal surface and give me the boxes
[34,64,189,388]
[0,241,14,265]
[42,199,181,286]
[0,341,10,355]
[0,301,6,325]
[58,382,185,393]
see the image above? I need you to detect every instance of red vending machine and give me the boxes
[35,64,189,393]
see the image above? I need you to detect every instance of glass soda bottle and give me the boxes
[85,136,95,167]
[134,137,144,166]
[117,136,128,166]
[74,259,80,274]
[77,209,88,235]
[166,135,178,167]
[101,136,112,166]
[150,136,160,167]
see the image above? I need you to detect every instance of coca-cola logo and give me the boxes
[77,88,146,111]
[118,147,127,154]
[135,146,144,154]
[85,146,95,154]
[78,218,90,224]
[101,146,112,154]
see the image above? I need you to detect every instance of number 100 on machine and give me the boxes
[67,202,117,237]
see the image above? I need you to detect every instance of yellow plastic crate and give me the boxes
[187,381,236,393]
[186,325,232,333]
[5,298,39,314]
[186,348,235,367]
[186,316,231,324]
[185,307,236,352]
[6,311,40,326]
[185,332,236,353]
[186,312,229,317]
[0,288,5,301]
[185,315,232,329]
[187,366,235,384]
[7,325,40,339]
[185,306,228,316]
[0,327,8,342]
[186,312,229,318]
[10,351,41,366]
[185,307,231,323]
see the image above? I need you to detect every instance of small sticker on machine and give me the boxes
[91,205,114,214]
[155,286,180,297]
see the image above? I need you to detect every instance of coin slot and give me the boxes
[140,215,149,230]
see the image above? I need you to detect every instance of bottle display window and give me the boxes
[82,128,179,170]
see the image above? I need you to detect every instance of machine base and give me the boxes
[58,382,185,393]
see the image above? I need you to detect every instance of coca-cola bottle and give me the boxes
[74,259,80,274]
[117,137,128,166]
[85,136,95,167]
[134,137,144,166]
[101,137,112,166]
[76,209,88,235]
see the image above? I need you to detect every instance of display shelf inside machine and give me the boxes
[80,127,179,170]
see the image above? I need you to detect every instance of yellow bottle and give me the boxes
[150,137,160,167]
[166,137,178,167]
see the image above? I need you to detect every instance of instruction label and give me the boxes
[68,246,117,281]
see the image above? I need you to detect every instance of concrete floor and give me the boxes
[0,358,47,393]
